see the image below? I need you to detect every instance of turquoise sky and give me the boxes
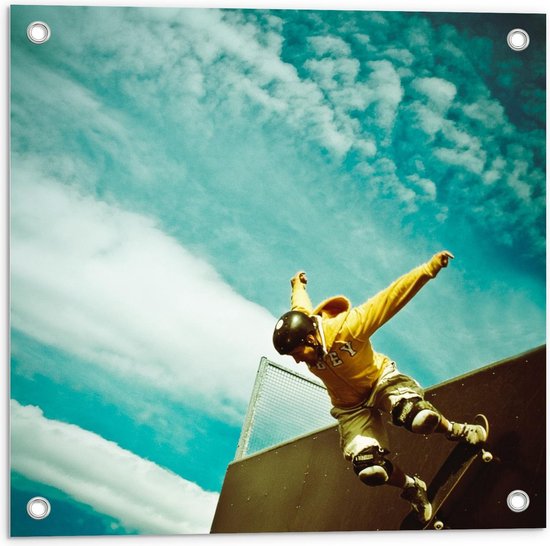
[10,5,545,536]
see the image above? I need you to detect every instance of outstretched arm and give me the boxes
[290,271,314,314]
[345,251,454,340]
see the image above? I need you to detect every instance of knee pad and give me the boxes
[392,398,441,433]
[352,446,393,486]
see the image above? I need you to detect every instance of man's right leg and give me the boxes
[350,440,432,523]
[352,442,393,486]
[331,404,432,523]
[331,404,391,483]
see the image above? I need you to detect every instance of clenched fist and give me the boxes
[431,250,454,270]
[290,271,308,286]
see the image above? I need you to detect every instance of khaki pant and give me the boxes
[330,361,424,460]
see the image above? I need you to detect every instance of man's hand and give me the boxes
[432,250,454,270]
[291,271,308,286]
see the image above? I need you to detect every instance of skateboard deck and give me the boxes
[401,414,493,530]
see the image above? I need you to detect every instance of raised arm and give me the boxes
[345,251,454,340]
[290,271,314,314]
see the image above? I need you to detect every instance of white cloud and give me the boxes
[412,77,457,113]
[409,102,447,137]
[365,60,403,134]
[237,75,289,113]
[384,47,415,67]
[405,78,457,140]
[305,57,360,90]
[11,166,286,424]
[354,138,377,158]
[30,8,363,161]
[435,147,485,175]
[507,159,533,201]
[11,400,218,534]
[407,174,437,201]
[462,98,508,131]
[14,7,543,264]
[435,124,487,175]
[482,156,506,185]
[308,35,352,57]
[10,49,177,197]
[178,9,359,158]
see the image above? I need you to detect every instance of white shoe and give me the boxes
[401,476,432,523]
[447,422,487,445]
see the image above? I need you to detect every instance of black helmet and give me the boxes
[272,311,317,355]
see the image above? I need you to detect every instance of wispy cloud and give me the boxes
[11,8,545,263]
[411,77,457,112]
[10,168,283,425]
[11,400,218,534]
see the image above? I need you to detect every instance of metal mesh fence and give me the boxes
[235,357,335,459]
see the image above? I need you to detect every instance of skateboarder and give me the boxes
[272,251,487,523]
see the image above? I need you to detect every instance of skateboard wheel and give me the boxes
[482,450,493,463]
[434,520,444,530]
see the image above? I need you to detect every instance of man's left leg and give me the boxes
[391,397,442,434]
[376,364,486,444]
[391,397,487,444]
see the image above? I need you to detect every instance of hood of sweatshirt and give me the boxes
[312,296,351,349]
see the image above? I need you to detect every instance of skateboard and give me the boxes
[401,414,493,530]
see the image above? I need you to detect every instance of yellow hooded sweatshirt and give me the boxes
[290,258,443,409]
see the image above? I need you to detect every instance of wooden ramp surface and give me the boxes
[211,346,546,532]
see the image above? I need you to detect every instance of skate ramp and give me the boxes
[211,346,546,532]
